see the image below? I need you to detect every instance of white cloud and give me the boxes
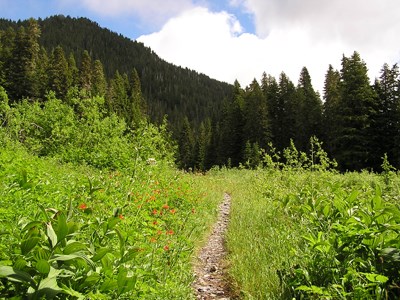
[61,0,193,26]
[138,2,400,94]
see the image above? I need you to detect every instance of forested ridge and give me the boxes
[0,16,399,172]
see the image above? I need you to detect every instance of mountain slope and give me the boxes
[0,15,232,128]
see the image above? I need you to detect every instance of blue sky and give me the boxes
[1,0,400,93]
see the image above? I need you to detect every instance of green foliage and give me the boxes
[0,145,215,299]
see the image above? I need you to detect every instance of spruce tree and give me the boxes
[92,59,107,97]
[336,51,378,171]
[323,65,341,155]
[295,67,323,151]
[243,79,270,149]
[178,117,195,170]
[48,46,69,99]
[79,50,92,92]
[372,63,400,168]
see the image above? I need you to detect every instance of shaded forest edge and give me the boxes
[0,16,399,172]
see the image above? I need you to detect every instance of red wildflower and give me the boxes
[162,204,169,210]
[163,245,169,251]
[166,229,174,235]
[150,237,157,243]
[152,209,158,215]
[191,208,196,214]
[157,230,163,235]
[118,214,124,220]
[78,203,88,210]
[152,220,158,225]
[169,209,176,214]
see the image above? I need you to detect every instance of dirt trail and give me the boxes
[192,193,235,300]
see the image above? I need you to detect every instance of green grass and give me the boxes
[0,145,221,299]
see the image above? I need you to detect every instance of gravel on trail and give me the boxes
[192,193,238,300]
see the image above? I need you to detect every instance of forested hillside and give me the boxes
[0,15,232,127]
[0,16,399,172]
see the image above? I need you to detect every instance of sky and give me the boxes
[1,0,400,94]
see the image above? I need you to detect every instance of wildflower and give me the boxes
[157,230,163,235]
[152,209,158,215]
[191,208,196,214]
[118,214,124,220]
[166,229,174,235]
[163,245,169,251]
[150,237,157,243]
[162,204,169,209]
[78,203,88,210]
[152,220,158,225]
[170,209,176,214]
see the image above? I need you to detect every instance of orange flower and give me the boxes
[78,203,88,210]
[166,229,174,235]
[150,237,157,243]
[162,204,169,210]
[157,230,163,235]
[169,209,176,214]
[118,214,124,220]
[152,209,158,215]
[191,208,196,214]
[152,220,158,225]
[163,245,169,251]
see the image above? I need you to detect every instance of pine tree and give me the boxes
[48,46,69,99]
[243,79,271,149]
[336,51,378,171]
[7,19,41,101]
[218,80,245,166]
[295,67,323,151]
[195,120,212,171]
[92,59,107,97]
[79,50,92,92]
[128,68,146,127]
[178,117,195,170]
[372,63,400,168]
[67,52,79,88]
[323,65,341,155]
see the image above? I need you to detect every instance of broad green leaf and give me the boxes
[14,258,27,270]
[21,237,40,255]
[92,247,110,262]
[79,272,101,289]
[107,217,120,230]
[60,283,85,299]
[36,259,50,274]
[55,212,68,242]
[46,222,58,248]
[117,268,136,295]
[63,241,87,255]
[0,266,35,285]
[363,272,388,283]
[100,278,118,292]
[35,268,62,298]
[21,221,42,233]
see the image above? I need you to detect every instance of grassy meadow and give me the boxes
[1,125,400,299]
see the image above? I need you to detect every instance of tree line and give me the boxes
[1,17,399,172]
[178,53,400,172]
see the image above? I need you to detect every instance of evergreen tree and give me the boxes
[178,117,195,170]
[67,52,79,88]
[323,65,341,155]
[48,46,69,99]
[218,80,245,166]
[276,72,297,150]
[336,51,378,171]
[108,70,128,119]
[7,19,41,101]
[79,50,92,92]
[243,79,271,150]
[372,63,400,168]
[92,59,107,97]
[128,68,146,127]
[295,67,323,151]
[195,120,212,171]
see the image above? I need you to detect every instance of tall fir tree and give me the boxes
[178,117,195,170]
[243,79,271,149]
[323,64,341,155]
[48,46,70,99]
[295,67,323,151]
[79,50,92,92]
[336,51,378,171]
[91,59,107,97]
[372,63,400,168]
[7,19,41,101]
